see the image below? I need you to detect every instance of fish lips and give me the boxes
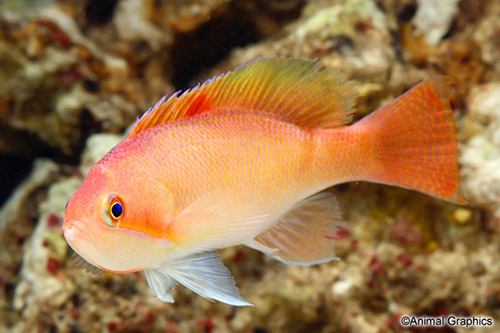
[63,219,106,270]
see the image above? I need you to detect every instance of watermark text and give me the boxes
[400,315,493,328]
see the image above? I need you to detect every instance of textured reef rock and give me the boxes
[473,13,500,78]
[0,5,146,155]
[2,0,500,332]
[217,0,394,83]
[413,0,459,46]
[461,83,500,223]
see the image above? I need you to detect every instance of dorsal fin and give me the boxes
[128,57,357,137]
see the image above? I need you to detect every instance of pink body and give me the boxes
[108,111,367,243]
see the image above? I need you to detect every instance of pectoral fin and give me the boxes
[250,192,343,265]
[144,252,252,306]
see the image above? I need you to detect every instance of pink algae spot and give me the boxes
[366,278,376,288]
[107,322,118,332]
[397,253,413,268]
[47,214,62,228]
[416,263,426,271]
[70,308,80,320]
[36,20,73,47]
[233,250,244,263]
[387,313,403,331]
[391,217,421,247]
[46,257,61,275]
[368,256,384,277]
[15,237,25,246]
[196,318,214,333]
[167,318,178,333]
[336,227,350,240]
[432,307,450,317]
[144,310,154,324]
[57,65,81,85]
[325,227,350,240]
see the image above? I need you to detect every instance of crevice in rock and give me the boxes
[169,4,261,89]
[85,0,118,26]
[0,155,33,206]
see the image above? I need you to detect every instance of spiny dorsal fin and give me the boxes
[128,57,357,137]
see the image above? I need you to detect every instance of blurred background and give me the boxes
[1,0,500,332]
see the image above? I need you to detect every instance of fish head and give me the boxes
[63,159,176,273]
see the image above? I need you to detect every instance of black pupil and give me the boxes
[111,203,122,218]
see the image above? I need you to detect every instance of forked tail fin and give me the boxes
[357,77,466,204]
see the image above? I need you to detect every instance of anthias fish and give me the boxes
[63,57,465,306]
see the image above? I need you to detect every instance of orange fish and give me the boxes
[63,57,466,306]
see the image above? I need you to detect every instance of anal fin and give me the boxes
[251,192,344,265]
[244,239,278,255]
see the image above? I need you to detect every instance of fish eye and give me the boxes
[101,195,124,227]
[110,202,123,220]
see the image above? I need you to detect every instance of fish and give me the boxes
[63,57,466,306]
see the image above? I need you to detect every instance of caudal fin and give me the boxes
[357,77,466,204]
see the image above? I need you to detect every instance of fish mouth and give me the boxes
[63,220,127,273]
[63,218,173,273]
[63,219,97,252]
[63,220,103,271]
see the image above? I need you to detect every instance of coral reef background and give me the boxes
[1,0,500,332]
